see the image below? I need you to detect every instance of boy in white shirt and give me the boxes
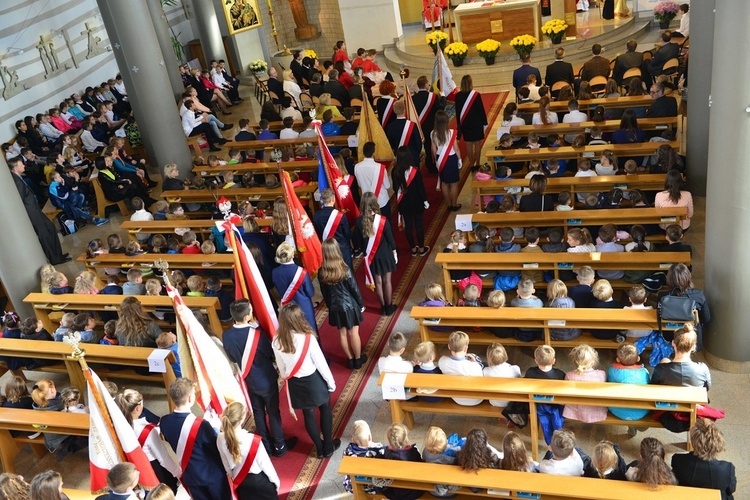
[539,429,586,476]
[438,331,483,406]
[129,196,153,243]
[556,191,574,211]
[482,343,521,407]
[377,331,412,374]
[574,159,597,203]
[623,285,653,339]
[279,116,300,139]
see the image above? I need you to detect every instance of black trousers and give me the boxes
[150,459,179,493]
[236,472,278,499]
[302,400,333,455]
[250,389,285,452]
[190,123,218,146]
[401,211,425,248]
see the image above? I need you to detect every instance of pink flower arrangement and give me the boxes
[653,1,680,22]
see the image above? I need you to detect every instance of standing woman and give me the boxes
[272,242,318,334]
[655,170,693,231]
[272,304,340,459]
[354,192,398,316]
[319,239,367,369]
[455,75,487,171]
[391,146,429,256]
[217,402,280,499]
[432,110,462,211]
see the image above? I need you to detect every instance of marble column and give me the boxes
[189,0,229,65]
[0,155,50,319]
[703,0,750,366]
[97,0,194,178]
[146,0,186,99]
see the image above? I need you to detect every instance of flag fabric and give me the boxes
[402,90,425,142]
[316,124,361,226]
[166,283,246,414]
[87,367,159,491]
[357,92,395,163]
[432,49,457,98]
[220,220,279,337]
[281,169,323,274]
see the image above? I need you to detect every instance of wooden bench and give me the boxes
[226,135,350,151]
[192,159,319,177]
[77,253,236,279]
[435,252,691,303]
[410,306,687,350]
[378,373,707,460]
[339,456,718,499]
[506,116,679,137]
[0,339,177,410]
[517,95,656,114]
[472,173,668,211]
[486,141,680,164]
[90,172,131,219]
[23,292,224,339]
[252,116,359,132]
[120,218,272,241]
[0,408,88,474]
[161,183,318,213]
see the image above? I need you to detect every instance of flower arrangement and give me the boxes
[305,49,317,60]
[249,60,268,73]
[444,42,468,61]
[541,19,568,40]
[476,39,501,59]
[653,1,680,22]
[509,34,538,57]
[426,31,449,49]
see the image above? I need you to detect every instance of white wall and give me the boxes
[163,0,196,63]
[339,0,403,52]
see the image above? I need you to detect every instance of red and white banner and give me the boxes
[281,170,323,275]
[316,123,361,225]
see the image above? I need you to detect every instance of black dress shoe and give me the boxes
[273,436,298,457]
[319,438,342,459]
[354,353,368,369]
[209,145,222,152]
[221,123,234,131]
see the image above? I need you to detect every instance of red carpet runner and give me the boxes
[276,91,508,499]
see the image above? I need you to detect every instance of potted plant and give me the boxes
[426,31,449,54]
[444,42,469,67]
[541,19,568,45]
[653,1,680,29]
[476,39,501,65]
[509,34,538,59]
[249,59,268,76]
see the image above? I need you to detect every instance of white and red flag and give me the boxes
[315,122,360,226]
[281,170,323,275]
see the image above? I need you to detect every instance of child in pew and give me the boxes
[100,320,119,345]
[526,131,541,149]
[591,279,626,341]
[468,225,497,281]
[566,227,596,253]
[412,341,442,403]
[0,312,38,370]
[483,343,521,408]
[157,331,182,378]
[563,345,607,423]
[419,282,452,309]
[510,279,544,342]
[48,272,72,295]
[104,233,125,277]
[568,266,596,308]
[72,313,97,343]
[457,428,502,473]
[166,237,181,254]
[474,164,495,208]
[152,200,169,220]
[588,126,608,146]
[125,240,145,257]
[524,159,544,180]
[99,274,123,296]
[31,379,88,461]
[626,437,677,486]
[608,343,650,423]
[556,192,574,212]
[205,276,233,323]
[458,284,485,307]
[486,290,514,339]
[377,331,413,375]
[595,150,619,176]
[546,280,581,340]
[20,318,53,341]
[584,440,628,480]
[170,270,186,295]
[53,312,75,341]
[656,223,693,256]
[130,197,153,244]
[623,285,654,339]
[542,227,573,281]
[73,270,99,295]
[574,159,597,203]
[595,224,625,280]
[522,346,565,444]
[438,331,484,406]
[181,231,202,254]
[61,387,87,413]
[494,227,522,290]
[520,227,544,283]
[40,264,57,293]
[123,268,145,296]
[422,426,462,497]
[380,423,424,500]
[539,429,586,476]
[545,158,566,178]
[150,234,167,254]
[186,275,205,297]
[501,431,536,472]
[343,420,385,494]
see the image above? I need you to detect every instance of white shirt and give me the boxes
[377,355,412,375]
[354,157,391,208]
[217,428,279,490]
[280,107,303,121]
[624,303,654,338]
[574,170,597,202]
[131,209,154,242]
[279,129,300,140]
[679,12,689,37]
[81,130,105,152]
[539,449,584,476]
[438,355,483,406]
[39,122,63,139]
[182,111,202,136]
[283,80,302,107]
[212,72,229,88]
[179,103,190,118]
[562,110,588,144]
[532,111,559,125]
[272,333,335,391]
[482,362,522,407]
[133,417,181,478]
[114,81,127,96]
[595,163,618,176]
[528,84,541,102]
[501,116,526,127]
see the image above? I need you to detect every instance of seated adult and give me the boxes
[289,50,308,89]
[115,296,162,347]
[309,72,325,98]
[646,82,678,118]
[199,69,233,114]
[260,101,282,122]
[180,88,232,135]
[671,418,736,500]
[95,155,155,206]
[613,39,643,85]
[282,69,303,109]
[646,31,680,83]
[348,73,365,103]
[323,70,351,107]
[280,96,303,121]
[180,99,225,152]
[651,322,709,389]
[512,53,542,94]
[580,44,611,83]
[316,93,343,119]
[519,174,555,212]
[612,109,645,143]
[655,170,693,230]
[266,66,285,103]
[334,61,354,90]
[545,47,575,89]
[212,64,240,104]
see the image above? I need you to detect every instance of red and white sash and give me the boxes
[235,324,261,409]
[283,334,312,418]
[381,97,395,126]
[398,120,416,148]
[396,167,418,230]
[137,423,157,448]
[418,92,437,125]
[228,433,263,499]
[459,90,478,124]
[176,414,203,476]
[322,209,344,241]
[374,163,387,199]
[435,129,457,190]
[364,214,386,288]
[281,267,308,306]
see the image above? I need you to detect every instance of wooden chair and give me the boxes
[349,97,363,111]
[620,67,642,92]
[589,75,608,96]
[312,95,320,106]
[551,80,571,97]
[301,77,310,87]
[661,57,680,86]
[90,172,131,219]
[284,91,299,109]
[268,90,281,106]
[329,97,343,107]
[299,92,314,111]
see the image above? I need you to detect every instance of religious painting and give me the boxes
[222,0,262,35]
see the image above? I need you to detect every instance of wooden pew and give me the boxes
[506,116,679,137]
[472,173,668,211]
[226,136,350,150]
[339,456,718,499]
[378,373,707,460]
[0,408,88,474]
[251,116,359,132]
[161,182,318,213]
[192,160,319,177]
[0,339,177,410]
[77,253,236,279]
[23,293,224,339]
[517,95,656,114]
[485,141,680,164]
[435,252,691,303]
[410,306,687,350]
[120,218,272,241]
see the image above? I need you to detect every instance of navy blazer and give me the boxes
[222,325,278,396]
[272,263,317,331]
[386,118,423,167]
[313,206,353,256]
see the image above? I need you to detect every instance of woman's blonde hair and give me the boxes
[319,239,350,284]
[487,290,506,309]
[115,388,143,426]
[220,401,247,463]
[351,420,372,447]
[592,441,618,478]
[40,264,57,293]
[276,303,314,354]
[31,379,55,407]
[74,271,98,294]
[386,423,410,449]
[569,344,599,373]
[272,199,290,235]
[0,473,30,500]
[282,69,294,81]
[423,426,447,454]
[690,418,726,461]
[546,279,568,301]
[275,242,295,264]
[163,163,179,178]
[424,283,448,304]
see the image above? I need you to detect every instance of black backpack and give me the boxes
[657,288,699,341]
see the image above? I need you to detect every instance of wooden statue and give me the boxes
[288,0,318,39]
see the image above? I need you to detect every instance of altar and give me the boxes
[453,0,542,44]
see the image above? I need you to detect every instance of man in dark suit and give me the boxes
[512,53,542,95]
[309,72,325,98]
[412,75,440,173]
[646,82,678,117]
[323,70,350,107]
[580,43,611,82]
[9,157,68,264]
[386,100,422,168]
[545,48,575,88]
[612,39,644,85]
[289,50,308,89]
[313,188,354,269]
[646,31,680,83]
[265,66,284,104]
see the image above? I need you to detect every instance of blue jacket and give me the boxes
[272,262,317,332]
[607,363,650,420]
[222,325,278,397]
[205,288,233,322]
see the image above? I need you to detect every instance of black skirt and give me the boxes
[236,471,278,499]
[439,155,460,184]
[328,303,363,330]
[288,371,330,409]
